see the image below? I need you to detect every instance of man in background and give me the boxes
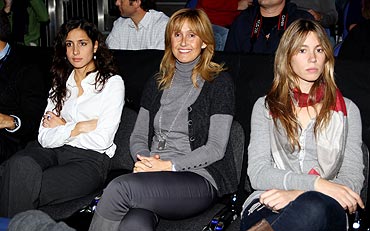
[0,0,49,46]
[224,0,313,54]
[106,0,169,50]
[0,1,47,163]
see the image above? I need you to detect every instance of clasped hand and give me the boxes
[42,111,66,128]
[259,189,304,211]
[133,154,172,173]
[259,178,365,214]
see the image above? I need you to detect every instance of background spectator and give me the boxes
[338,0,370,60]
[224,0,313,54]
[346,0,366,31]
[290,0,338,28]
[106,0,169,50]
[0,0,49,46]
[195,0,253,51]
[196,0,252,28]
[290,0,338,45]
[0,2,47,164]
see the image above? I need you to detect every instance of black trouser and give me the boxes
[89,171,217,231]
[0,134,22,164]
[0,145,110,218]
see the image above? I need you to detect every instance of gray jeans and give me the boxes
[89,171,216,231]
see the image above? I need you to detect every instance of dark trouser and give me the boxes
[240,191,347,231]
[8,210,75,231]
[0,144,110,218]
[89,171,217,231]
[0,134,22,164]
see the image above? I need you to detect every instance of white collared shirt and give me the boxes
[38,71,125,158]
[0,43,10,60]
[106,10,169,50]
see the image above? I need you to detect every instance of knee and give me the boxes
[119,209,158,231]
[8,210,60,231]
[6,155,40,174]
[98,174,136,209]
[95,175,135,220]
[298,191,343,213]
[103,174,132,198]
[294,191,346,225]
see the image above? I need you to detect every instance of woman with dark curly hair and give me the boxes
[0,17,125,218]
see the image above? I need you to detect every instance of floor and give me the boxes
[62,208,370,231]
[63,212,92,231]
[62,203,241,231]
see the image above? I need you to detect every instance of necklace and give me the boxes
[157,74,195,150]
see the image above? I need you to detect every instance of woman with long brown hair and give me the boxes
[241,19,364,231]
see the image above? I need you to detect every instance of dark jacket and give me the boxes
[224,2,314,54]
[0,46,48,161]
[141,72,238,196]
[338,20,370,60]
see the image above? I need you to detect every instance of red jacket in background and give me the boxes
[196,0,240,27]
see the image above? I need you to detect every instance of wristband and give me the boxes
[5,115,21,132]
[13,116,19,129]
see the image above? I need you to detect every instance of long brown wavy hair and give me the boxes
[157,8,224,89]
[266,19,337,149]
[49,17,118,115]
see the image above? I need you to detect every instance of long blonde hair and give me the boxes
[157,8,224,89]
[266,19,337,149]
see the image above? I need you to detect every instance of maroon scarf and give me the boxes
[292,86,325,107]
[291,85,347,115]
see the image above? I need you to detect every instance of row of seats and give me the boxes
[13,46,370,230]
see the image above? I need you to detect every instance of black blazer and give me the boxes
[0,45,48,149]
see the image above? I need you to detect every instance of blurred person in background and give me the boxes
[0,0,49,46]
[0,1,47,164]
[106,0,169,50]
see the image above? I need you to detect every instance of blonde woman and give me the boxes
[89,8,236,231]
[241,19,364,231]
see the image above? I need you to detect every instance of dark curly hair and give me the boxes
[50,17,118,115]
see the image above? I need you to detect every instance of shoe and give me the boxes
[247,219,274,231]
